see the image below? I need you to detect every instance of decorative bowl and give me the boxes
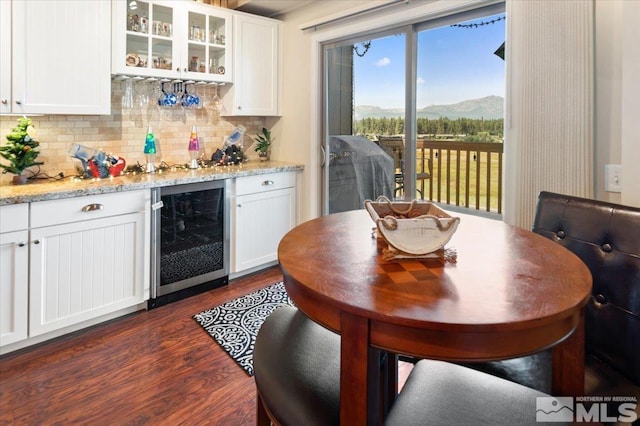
[364,196,460,256]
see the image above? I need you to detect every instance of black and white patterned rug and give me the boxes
[193,282,294,376]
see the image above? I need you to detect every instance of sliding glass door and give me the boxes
[415,11,506,212]
[321,3,505,216]
[323,32,405,214]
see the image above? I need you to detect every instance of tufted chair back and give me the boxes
[532,191,640,386]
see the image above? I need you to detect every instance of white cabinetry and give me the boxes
[233,172,296,273]
[222,13,282,116]
[112,0,232,83]
[0,0,11,114]
[0,204,29,347]
[0,0,111,115]
[28,191,148,337]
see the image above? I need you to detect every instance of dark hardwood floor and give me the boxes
[0,267,283,425]
[0,265,412,425]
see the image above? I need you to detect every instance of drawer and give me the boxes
[236,172,296,196]
[0,204,29,233]
[31,190,148,228]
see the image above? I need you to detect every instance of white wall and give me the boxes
[275,0,637,223]
[594,0,622,203]
[594,0,639,206]
[620,0,640,206]
[275,1,377,222]
[594,0,638,205]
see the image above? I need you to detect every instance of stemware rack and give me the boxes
[115,75,224,112]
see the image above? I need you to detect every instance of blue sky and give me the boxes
[353,13,505,108]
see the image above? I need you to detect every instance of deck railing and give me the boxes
[391,138,504,215]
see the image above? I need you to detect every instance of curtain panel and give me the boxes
[504,0,594,228]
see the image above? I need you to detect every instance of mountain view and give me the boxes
[354,95,504,120]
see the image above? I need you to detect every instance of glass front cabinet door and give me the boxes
[112,0,232,83]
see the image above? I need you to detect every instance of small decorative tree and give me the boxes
[0,117,43,183]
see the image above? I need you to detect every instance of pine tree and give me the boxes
[0,117,44,176]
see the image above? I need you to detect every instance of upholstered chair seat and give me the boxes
[385,359,567,426]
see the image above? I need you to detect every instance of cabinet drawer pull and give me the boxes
[33,240,40,245]
[81,203,104,212]
[1,99,7,105]
[15,100,22,105]
[261,180,274,186]
[18,241,26,247]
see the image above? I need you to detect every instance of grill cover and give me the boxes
[329,135,394,213]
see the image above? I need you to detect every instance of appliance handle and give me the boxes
[150,188,161,300]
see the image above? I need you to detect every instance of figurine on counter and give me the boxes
[210,144,245,166]
[68,143,126,179]
[209,124,247,166]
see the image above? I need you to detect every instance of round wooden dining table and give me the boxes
[278,209,592,425]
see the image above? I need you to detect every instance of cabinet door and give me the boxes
[180,4,233,83]
[11,0,111,114]
[0,0,11,114]
[0,230,29,347]
[234,187,295,272]
[29,213,146,337]
[112,0,232,83]
[223,14,281,116]
[112,0,179,79]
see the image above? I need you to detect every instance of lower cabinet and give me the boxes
[0,204,29,347]
[29,191,148,337]
[233,172,297,273]
[0,190,149,353]
[29,212,147,336]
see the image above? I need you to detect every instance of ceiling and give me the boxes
[229,0,315,18]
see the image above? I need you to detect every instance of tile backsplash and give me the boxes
[0,80,265,185]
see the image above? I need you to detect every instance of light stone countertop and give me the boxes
[0,161,304,205]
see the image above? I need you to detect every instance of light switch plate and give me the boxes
[605,164,622,193]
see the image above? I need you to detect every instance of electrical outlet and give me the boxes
[605,164,622,193]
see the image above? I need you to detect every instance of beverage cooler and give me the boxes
[149,180,229,308]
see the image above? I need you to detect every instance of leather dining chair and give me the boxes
[254,306,565,426]
[463,191,640,424]
[383,192,639,424]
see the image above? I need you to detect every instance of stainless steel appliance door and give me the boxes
[151,180,229,299]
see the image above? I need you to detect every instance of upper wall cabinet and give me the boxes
[112,0,232,83]
[221,13,282,116]
[0,1,11,115]
[0,1,111,115]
